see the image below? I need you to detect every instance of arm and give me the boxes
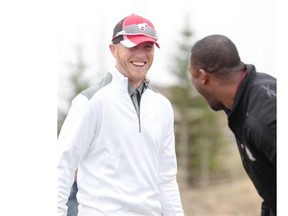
[57,95,96,216]
[158,106,184,216]
[247,93,276,165]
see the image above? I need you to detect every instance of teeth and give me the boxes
[132,61,145,66]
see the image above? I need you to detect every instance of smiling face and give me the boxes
[188,59,225,111]
[109,42,155,88]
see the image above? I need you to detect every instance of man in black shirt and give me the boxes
[188,34,276,216]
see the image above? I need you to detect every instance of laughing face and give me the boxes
[110,42,155,88]
[188,58,225,111]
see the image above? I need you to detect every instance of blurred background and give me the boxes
[0,0,283,216]
[57,0,276,215]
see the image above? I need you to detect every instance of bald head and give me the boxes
[190,34,244,77]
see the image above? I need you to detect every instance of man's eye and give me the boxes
[145,45,153,49]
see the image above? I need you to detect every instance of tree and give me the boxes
[57,44,91,136]
[168,15,226,188]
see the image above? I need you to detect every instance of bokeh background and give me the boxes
[0,0,285,215]
[57,1,275,215]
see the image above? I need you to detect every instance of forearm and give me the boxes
[57,149,78,216]
[159,177,184,216]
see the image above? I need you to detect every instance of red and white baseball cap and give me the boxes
[112,14,160,48]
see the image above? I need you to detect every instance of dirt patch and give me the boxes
[179,177,262,216]
[178,142,263,216]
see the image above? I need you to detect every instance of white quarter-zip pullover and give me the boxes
[57,67,184,216]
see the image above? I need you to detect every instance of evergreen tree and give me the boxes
[57,44,91,136]
[168,15,225,187]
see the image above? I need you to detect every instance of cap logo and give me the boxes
[138,23,148,31]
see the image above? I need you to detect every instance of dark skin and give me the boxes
[188,58,245,111]
[188,34,276,216]
[188,34,246,111]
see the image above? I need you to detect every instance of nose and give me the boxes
[134,46,147,57]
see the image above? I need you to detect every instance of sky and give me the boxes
[56,0,280,106]
[0,0,286,215]
[58,0,278,90]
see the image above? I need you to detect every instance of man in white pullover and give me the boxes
[57,14,184,216]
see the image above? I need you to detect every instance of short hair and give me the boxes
[191,34,244,76]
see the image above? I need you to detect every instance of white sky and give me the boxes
[0,0,286,215]
[57,0,277,90]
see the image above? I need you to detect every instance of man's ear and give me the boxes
[109,44,117,57]
[199,68,209,84]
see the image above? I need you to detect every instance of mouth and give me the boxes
[131,61,146,67]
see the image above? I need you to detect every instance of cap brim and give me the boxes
[120,35,160,48]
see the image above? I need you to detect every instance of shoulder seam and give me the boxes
[81,73,112,100]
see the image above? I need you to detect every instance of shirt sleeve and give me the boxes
[247,91,276,165]
[158,105,185,216]
[57,95,96,216]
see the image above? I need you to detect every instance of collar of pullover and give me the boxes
[111,66,149,94]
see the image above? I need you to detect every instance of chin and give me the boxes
[210,104,224,111]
